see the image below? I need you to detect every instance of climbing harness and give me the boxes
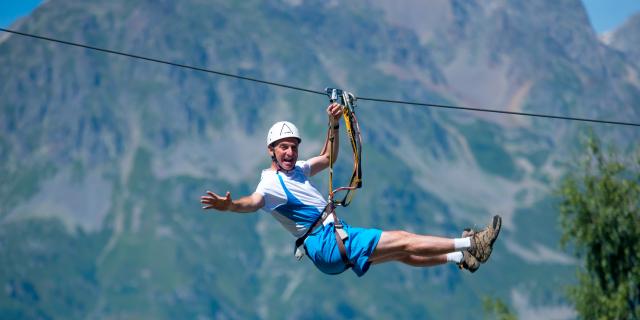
[293,88,363,268]
[326,88,363,208]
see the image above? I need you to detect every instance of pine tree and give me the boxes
[558,136,640,319]
[483,296,517,320]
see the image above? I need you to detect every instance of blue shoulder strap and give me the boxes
[274,172,322,228]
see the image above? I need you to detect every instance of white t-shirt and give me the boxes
[255,161,328,237]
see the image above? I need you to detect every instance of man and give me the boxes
[201,103,501,277]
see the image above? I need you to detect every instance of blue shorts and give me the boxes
[304,221,382,277]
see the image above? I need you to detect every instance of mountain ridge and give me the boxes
[1,0,639,318]
[610,12,640,68]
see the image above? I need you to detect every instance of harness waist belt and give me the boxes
[294,205,331,260]
[293,205,354,269]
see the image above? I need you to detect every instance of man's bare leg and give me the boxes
[371,252,448,267]
[369,230,463,263]
[369,215,502,270]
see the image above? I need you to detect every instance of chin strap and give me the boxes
[270,151,291,173]
[271,151,287,173]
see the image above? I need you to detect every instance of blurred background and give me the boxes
[1,0,639,319]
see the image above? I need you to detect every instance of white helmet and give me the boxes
[267,121,301,147]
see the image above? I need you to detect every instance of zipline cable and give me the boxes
[0,28,324,96]
[1,27,639,128]
[357,96,640,127]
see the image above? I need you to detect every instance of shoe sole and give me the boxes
[480,215,502,263]
[489,215,502,247]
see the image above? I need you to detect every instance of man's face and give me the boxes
[270,137,299,171]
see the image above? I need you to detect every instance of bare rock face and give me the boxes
[609,12,640,66]
[1,0,638,318]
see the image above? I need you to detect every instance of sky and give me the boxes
[0,0,41,29]
[582,0,640,32]
[0,1,639,33]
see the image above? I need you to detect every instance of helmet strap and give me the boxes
[270,148,291,173]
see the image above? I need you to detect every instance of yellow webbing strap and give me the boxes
[326,89,363,207]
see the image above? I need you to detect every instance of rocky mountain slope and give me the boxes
[609,12,640,66]
[1,0,638,318]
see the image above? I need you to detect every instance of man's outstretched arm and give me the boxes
[201,191,264,213]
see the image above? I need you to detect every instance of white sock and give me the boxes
[454,237,471,250]
[446,251,463,263]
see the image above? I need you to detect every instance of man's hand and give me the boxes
[327,103,343,125]
[201,191,233,211]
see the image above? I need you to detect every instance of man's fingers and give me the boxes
[206,191,231,199]
[206,191,218,198]
[201,190,231,212]
[201,196,221,206]
[327,103,343,119]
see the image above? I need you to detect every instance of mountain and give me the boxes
[609,12,640,66]
[1,0,638,319]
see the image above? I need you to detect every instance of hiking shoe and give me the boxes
[457,228,480,273]
[467,215,502,263]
